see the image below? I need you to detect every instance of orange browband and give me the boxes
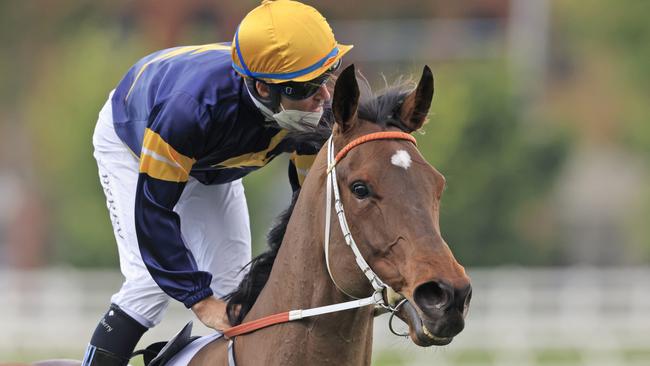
[334,131,417,163]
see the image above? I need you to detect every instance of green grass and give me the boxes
[534,348,582,364]
[373,351,408,366]
[1,351,144,366]
[450,349,495,365]
[622,348,650,363]
[6,348,650,365]
[373,348,650,365]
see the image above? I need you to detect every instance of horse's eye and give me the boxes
[350,181,371,199]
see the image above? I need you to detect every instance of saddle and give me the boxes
[133,321,200,366]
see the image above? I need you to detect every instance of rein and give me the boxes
[223,131,416,339]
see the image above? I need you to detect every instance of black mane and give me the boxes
[224,73,417,325]
[224,188,302,325]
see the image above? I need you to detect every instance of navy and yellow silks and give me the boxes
[290,152,316,187]
[110,43,318,307]
[140,128,196,182]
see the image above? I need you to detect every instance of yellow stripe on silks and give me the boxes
[125,43,231,101]
[140,154,189,182]
[290,152,317,186]
[214,130,289,169]
[142,129,195,171]
[140,129,196,182]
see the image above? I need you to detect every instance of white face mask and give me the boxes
[272,104,323,132]
[245,83,322,132]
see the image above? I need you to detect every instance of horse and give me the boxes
[23,64,471,366]
[187,64,472,365]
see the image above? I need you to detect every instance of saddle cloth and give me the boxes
[142,321,234,366]
[165,332,227,365]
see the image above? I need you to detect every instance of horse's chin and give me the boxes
[400,301,454,347]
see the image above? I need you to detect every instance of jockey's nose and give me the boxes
[313,83,330,102]
[413,280,472,315]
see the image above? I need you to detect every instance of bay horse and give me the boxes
[24,64,471,366]
[188,64,471,365]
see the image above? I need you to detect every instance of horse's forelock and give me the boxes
[357,72,418,132]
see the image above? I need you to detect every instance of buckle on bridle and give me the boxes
[382,286,405,310]
[378,287,410,337]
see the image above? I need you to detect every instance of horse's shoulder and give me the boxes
[189,336,229,366]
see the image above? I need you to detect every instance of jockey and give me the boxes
[83,1,352,364]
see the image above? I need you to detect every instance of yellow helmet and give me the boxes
[232,0,353,84]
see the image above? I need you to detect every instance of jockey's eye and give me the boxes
[350,181,371,199]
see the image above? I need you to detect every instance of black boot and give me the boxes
[82,346,129,366]
[82,304,148,366]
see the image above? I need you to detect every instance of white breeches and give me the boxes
[92,91,251,328]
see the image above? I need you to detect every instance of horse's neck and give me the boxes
[235,174,374,366]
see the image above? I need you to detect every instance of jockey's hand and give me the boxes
[191,296,231,331]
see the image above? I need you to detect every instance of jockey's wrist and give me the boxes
[184,287,214,308]
[190,296,215,312]
[190,296,230,331]
[191,296,227,315]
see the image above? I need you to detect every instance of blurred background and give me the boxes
[1,0,649,365]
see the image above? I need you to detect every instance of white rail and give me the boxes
[1,267,649,365]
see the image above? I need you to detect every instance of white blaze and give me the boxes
[391,150,411,170]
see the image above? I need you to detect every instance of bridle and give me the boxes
[324,132,415,301]
[223,131,416,339]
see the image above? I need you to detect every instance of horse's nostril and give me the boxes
[414,281,453,311]
[458,285,472,314]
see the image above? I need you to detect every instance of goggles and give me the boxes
[270,59,341,100]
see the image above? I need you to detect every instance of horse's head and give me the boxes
[326,65,471,346]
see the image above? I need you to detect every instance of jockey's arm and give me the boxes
[288,152,317,192]
[134,93,223,325]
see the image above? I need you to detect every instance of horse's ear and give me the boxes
[332,64,360,132]
[399,65,434,132]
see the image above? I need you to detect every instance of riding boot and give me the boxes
[82,303,148,366]
[82,346,129,366]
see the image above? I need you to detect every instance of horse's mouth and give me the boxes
[418,321,453,346]
[420,323,453,345]
[400,300,455,347]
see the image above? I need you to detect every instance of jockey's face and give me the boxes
[256,80,330,113]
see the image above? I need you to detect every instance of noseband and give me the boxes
[223,131,415,339]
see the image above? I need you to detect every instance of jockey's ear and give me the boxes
[399,65,434,132]
[332,64,359,132]
[255,80,271,98]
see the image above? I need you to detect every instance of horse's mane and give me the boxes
[356,72,417,130]
[225,73,417,325]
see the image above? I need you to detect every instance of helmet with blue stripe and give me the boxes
[231,0,353,84]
